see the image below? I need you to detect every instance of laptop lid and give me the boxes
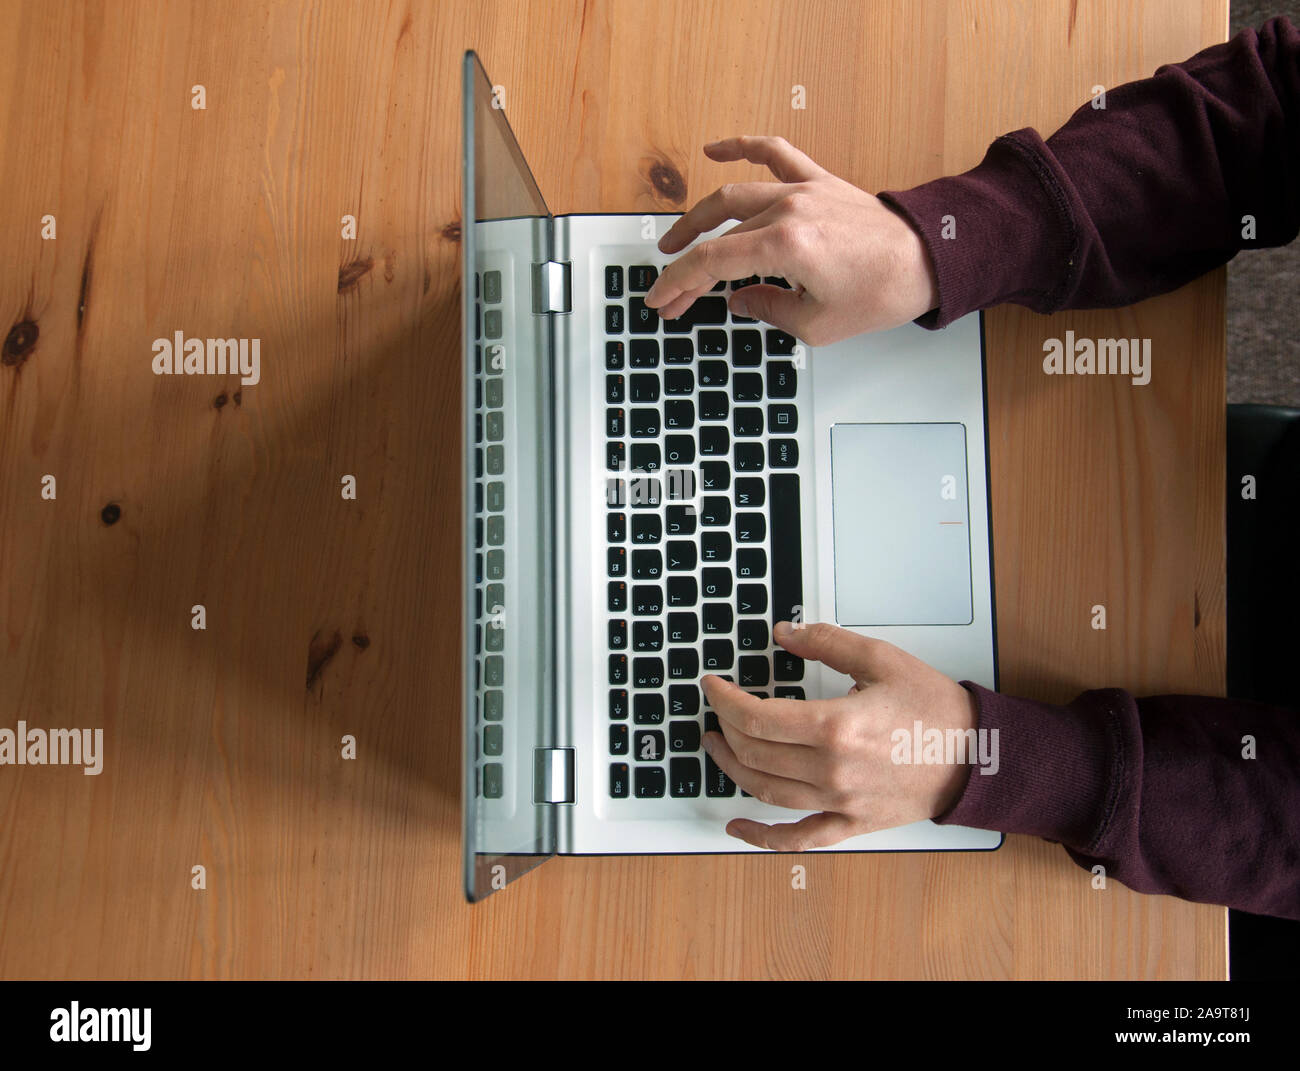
[462,51,558,901]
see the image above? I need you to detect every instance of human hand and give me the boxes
[700,621,977,850]
[643,136,939,346]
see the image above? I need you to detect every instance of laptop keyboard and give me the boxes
[602,266,807,801]
[473,267,506,800]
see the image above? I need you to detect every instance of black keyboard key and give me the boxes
[700,496,731,527]
[734,329,762,366]
[633,657,664,688]
[698,360,729,387]
[605,265,624,298]
[664,400,694,430]
[631,584,662,615]
[666,540,696,571]
[733,407,763,436]
[630,339,660,368]
[634,694,664,725]
[767,361,797,398]
[634,620,664,652]
[609,619,628,650]
[774,686,806,700]
[606,340,625,369]
[736,548,767,580]
[737,619,768,651]
[628,297,658,333]
[609,688,629,719]
[736,584,767,616]
[664,337,694,364]
[769,439,798,468]
[632,549,662,579]
[606,407,625,436]
[700,568,731,599]
[669,721,701,752]
[606,374,625,403]
[608,581,627,612]
[698,330,727,356]
[701,532,731,562]
[610,762,630,797]
[664,467,696,500]
[735,443,764,471]
[700,391,729,422]
[664,435,694,465]
[664,368,694,395]
[667,613,698,644]
[669,684,700,717]
[770,474,803,625]
[635,730,665,761]
[608,547,627,576]
[629,265,658,292]
[774,650,805,681]
[734,478,764,507]
[630,373,660,403]
[631,409,660,437]
[738,655,770,687]
[666,505,696,536]
[670,757,702,797]
[663,295,728,331]
[634,766,666,797]
[668,647,699,679]
[764,276,792,289]
[609,654,628,684]
[606,441,625,470]
[631,443,661,473]
[632,514,662,543]
[703,602,734,634]
[702,639,734,671]
[766,329,797,355]
[700,426,729,456]
[731,275,760,289]
[667,576,697,607]
[699,460,730,492]
[606,305,625,333]
[768,404,797,433]
[705,755,736,797]
[610,724,629,755]
[732,372,763,402]
[736,512,766,543]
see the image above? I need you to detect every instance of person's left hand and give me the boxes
[701,620,978,850]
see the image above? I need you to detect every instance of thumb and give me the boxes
[729,284,817,341]
[772,620,897,685]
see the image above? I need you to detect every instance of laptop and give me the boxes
[462,51,1000,901]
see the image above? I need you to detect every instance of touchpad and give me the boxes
[830,423,973,625]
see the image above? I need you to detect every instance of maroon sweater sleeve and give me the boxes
[936,685,1300,920]
[878,16,1300,328]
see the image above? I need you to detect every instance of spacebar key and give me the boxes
[770,473,803,626]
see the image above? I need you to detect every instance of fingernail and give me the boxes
[701,735,713,754]
[773,620,793,639]
[730,293,748,317]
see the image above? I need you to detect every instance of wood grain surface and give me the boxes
[0,0,1228,979]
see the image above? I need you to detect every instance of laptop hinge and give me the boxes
[532,259,572,314]
[533,747,575,804]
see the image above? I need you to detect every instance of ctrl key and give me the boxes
[610,762,630,798]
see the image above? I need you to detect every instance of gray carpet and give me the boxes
[1228,2,1300,405]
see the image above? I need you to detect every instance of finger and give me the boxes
[703,135,826,183]
[658,181,791,254]
[727,283,822,344]
[724,812,860,851]
[702,727,824,810]
[772,620,902,685]
[702,673,828,744]
[705,719,820,783]
[642,224,782,314]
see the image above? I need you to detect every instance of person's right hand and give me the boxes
[643,136,939,346]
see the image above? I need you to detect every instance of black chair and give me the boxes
[1225,403,1300,980]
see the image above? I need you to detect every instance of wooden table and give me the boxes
[0,0,1228,979]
